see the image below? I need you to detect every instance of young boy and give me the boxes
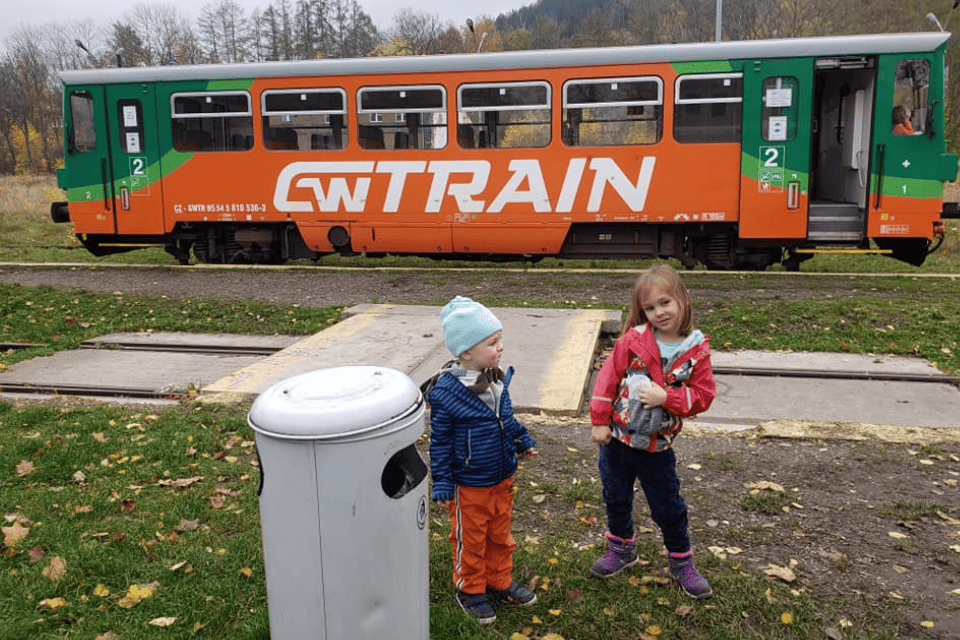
[427,296,538,624]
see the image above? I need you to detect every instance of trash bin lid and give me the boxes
[248,366,421,440]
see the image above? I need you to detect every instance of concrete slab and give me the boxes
[1,350,264,394]
[700,350,959,430]
[202,304,621,415]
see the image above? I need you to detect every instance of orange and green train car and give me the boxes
[51,32,959,270]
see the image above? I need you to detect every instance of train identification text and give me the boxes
[273,158,656,214]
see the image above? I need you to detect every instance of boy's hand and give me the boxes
[519,448,539,461]
[639,382,667,408]
[591,425,613,445]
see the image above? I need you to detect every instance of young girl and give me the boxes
[588,264,716,599]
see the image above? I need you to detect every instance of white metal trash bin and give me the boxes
[247,366,429,640]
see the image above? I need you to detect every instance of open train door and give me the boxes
[739,58,813,242]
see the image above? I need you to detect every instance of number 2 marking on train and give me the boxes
[763,147,780,167]
[131,157,146,176]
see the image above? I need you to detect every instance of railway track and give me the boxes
[2,339,958,403]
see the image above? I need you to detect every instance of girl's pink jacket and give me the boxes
[590,324,716,452]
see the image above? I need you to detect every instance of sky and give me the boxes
[1,0,526,43]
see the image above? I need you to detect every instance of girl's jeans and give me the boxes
[598,437,690,553]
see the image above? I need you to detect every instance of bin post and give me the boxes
[248,366,429,640]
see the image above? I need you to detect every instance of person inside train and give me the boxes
[892,105,915,136]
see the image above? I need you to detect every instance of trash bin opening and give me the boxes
[381,444,427,499]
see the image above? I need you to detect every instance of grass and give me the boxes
[1,400,868,640]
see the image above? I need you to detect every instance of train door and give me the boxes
[104,84,166,235]
[739,59,813,239]
[870,52,956,229]
[60,85,115,235]
[808,58,875,243]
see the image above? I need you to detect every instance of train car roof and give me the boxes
[60,32,950,86]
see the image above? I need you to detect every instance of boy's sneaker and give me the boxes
[487,580,537,606]
[590,531,639,578]
[668,553,713,600]
[455,590,496,624]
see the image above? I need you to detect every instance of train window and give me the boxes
[674,74,742,143]
[458,81,551,149]
[561,77,662,147]
[761,76,799,142]
[892,59,930,135]
[357,85,446,150]
[171,91,253,152]
[262,89,348,151]
[69,91,96,153]
[117,99,144,154]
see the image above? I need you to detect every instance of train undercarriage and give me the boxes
[64,217,944,272]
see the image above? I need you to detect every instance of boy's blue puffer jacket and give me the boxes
[428,366,536,502]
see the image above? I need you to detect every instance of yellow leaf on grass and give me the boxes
[42,556,67,582]
[240,567,253,578]
[645,625,662,635]
[509,633,530,640]
[541,634,566,640]
[117,584,155,609]
[781,612,794,624]
[16,460,35,477]
[548,608,562,616]
[2,521,30,547]
[39,597,67,610]
[94,584,110,597]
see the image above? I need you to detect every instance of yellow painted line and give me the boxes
[538,309,607,415]
[201,305,393,402]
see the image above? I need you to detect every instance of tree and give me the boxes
[388,8,450,55]
[198,0,252,63]
[122,2,192,66]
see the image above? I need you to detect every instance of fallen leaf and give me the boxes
[94,584,110,597]
[781,612,794,624]
[548,608,562,616]
[887,531,909,539]
[240,567,253,578]
[744,480,785,493]
[149,617,177,627]
[763,563,797,582]
[2,521,30,547]
[39,597,67,610]
[42,556,67,582]
[920,621,934,629]
[117,584,155,609]
[675,604,693,617]
[16,460,35,477]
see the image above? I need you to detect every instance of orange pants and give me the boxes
[447,476,517,595]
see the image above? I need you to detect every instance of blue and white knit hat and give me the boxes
[439,296,502,357]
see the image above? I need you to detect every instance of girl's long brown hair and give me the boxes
[621,264,694,337]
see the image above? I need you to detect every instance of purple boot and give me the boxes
[589,532,639,578]
[668,550,713,599]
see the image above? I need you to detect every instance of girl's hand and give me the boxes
[639,382,667,408]
[519,448,539,461]
[591,425,613,445]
